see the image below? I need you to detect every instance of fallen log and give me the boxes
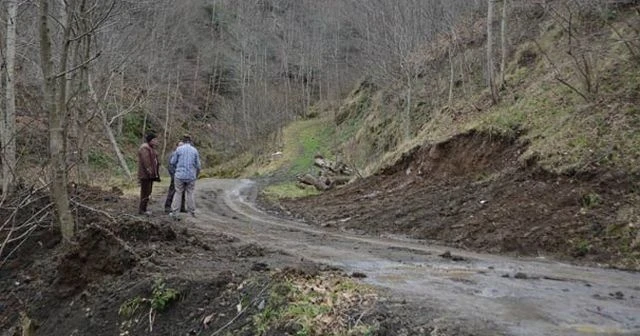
[297,174,330,191]
[313,155,353,176]
[329,174,351,186]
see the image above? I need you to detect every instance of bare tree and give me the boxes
[2,0,17,197]
[500,0,508,87]
[88,72,133,179]
[38,0,74,241]
[487,0,498,103]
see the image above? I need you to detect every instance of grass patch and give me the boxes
[247,117,335,178]
[254,274,379,336]
[288,119,334,176]
[201,151,254,178]
[581,192,601,208]
[118,279,180,334]
[262,182,321,201]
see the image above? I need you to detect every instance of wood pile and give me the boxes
[296,155,354,191]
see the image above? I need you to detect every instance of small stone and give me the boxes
[251,262,269,272]
[351,272,367,278]
[514,272,528,279]
[610,291,624,300]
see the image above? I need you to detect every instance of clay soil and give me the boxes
[279,131,640,270]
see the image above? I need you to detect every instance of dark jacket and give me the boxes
[138,142,160,180]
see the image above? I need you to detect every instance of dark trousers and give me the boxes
[165,176,186,212]
[139,179,154,213]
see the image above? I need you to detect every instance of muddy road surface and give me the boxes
[189,179,640,336]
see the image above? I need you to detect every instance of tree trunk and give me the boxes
[39,0,74,242]
[405,73,412,141]
[162,73,172,159]
[500,0,508,87]
[240,50,250,139]
[1,0,17,197]
[192,53,199,98]
[448,42,455,107]
[487,0,498,104]
[116,68,125,136]
[77,34,93,183]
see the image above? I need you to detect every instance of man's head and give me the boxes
[182,134,192,144]
[146,133,158,147]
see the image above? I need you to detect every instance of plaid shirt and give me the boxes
[170,143,201,181]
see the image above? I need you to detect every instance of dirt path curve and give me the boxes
[188,178,640,336]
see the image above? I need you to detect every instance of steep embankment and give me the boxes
[282,131,640,269]
[270,3,640,269]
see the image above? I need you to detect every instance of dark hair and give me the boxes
[182,134,192,143]
[145,133,157,143]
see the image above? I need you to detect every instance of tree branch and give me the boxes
[50,51,101,80]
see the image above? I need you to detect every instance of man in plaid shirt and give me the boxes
[169,135,201,219]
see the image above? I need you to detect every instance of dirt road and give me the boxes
[190,178,640,336]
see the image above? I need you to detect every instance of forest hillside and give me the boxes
[252,0,640,269]
[2,1,640,336]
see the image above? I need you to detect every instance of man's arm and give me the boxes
[195,150,201,177]
[170,149,179,168]
[168,152,177,175]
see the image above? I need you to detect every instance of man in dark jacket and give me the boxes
[138,133,160,215]
[164,141,186,213]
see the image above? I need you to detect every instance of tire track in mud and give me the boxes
[190,178,640,336]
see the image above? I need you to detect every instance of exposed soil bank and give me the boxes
[279,131,640,270]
